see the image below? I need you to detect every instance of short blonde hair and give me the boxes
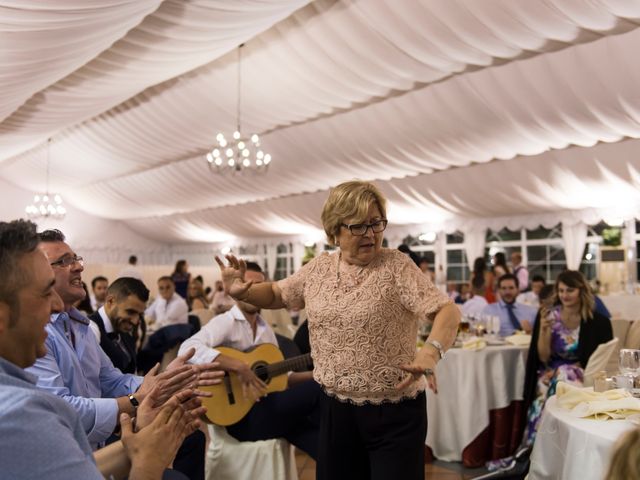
[605,427,640,480]
[321,180,387,245]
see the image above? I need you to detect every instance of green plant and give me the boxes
[602,227,621,247]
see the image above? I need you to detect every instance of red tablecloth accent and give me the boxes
[425,400,524,468]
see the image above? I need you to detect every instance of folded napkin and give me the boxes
[583,338,619,381]
[504,334,531,346]
[556,381,640,419]
[462,336,486,351]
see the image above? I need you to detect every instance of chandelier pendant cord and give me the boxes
[205,43,271,173]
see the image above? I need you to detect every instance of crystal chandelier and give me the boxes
[205,44,271,173]
[25,138,66,219]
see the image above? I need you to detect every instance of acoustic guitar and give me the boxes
[200,343,312,426]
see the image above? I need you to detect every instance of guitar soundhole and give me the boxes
[253,362,270,383]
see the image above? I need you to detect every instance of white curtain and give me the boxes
[463,228,487,267]
[292,242,305,273]
[562,221,588,270]
[266,244,278,281]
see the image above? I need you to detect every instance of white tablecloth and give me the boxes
[529,396,634,480]
[426,345,528,461]
[601,294,640,321]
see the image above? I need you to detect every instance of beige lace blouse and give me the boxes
[278,248,452,404]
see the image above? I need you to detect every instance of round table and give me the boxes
[529,396,635,480]
[426,344,528,464]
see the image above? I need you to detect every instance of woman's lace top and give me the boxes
[278,248,451,404]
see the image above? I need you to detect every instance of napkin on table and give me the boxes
[462,336,486,351]
[504,334,531,346]
[555,381,640,420]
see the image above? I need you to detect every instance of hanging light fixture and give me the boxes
[25,138,66,220]
[205,44,271,174]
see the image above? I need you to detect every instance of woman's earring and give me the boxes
[335,237,340,246]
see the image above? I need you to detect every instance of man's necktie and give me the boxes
[108,333,131,363]
[505,303,522,331]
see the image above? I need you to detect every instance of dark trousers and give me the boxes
[317,391,427,480]
[226,379,322,459]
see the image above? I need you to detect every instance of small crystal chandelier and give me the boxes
[205,44,271,174]
[25,138,66,220]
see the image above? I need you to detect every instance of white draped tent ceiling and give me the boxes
[2,0,640,248]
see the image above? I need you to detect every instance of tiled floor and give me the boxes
[295,450,487,479]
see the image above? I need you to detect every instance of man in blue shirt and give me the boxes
[28,228,222,479]
[0,219,200,479]
[482,273,537,337]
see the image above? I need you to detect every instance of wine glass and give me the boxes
[619,349,640,381]
[489,315,501,339]
[459,315,470,340]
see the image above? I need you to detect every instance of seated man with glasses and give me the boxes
[27,229,223,480]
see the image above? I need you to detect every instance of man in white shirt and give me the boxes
[89,276,108,312]
[116,255,143,281]
[179,262,321,459]
[511,251,529,292]
[461,285,489,318]
[517,275,545,309]
[145,276,188,331]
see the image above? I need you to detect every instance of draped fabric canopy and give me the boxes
[1,0,640,248]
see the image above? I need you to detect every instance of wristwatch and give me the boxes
[128,394,139,410]
[425,339,445,360]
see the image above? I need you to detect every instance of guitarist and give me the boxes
[179,262,321,460]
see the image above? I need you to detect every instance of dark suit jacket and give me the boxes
[88,311,137,374]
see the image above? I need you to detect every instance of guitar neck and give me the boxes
[263,353,312,378]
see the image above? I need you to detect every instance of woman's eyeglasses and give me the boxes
[341,219,388,236]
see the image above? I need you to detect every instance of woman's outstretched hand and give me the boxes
[215,254,254,300]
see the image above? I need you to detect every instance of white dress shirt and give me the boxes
[179,305,278,365]
[88,306,114,343]
[145,292,188,330]
[461,295,489,317]
[516,291,539,309]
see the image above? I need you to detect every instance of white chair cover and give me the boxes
[205,424,298,480]
[583,338,619,386]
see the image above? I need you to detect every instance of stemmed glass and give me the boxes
[619,349,640,390]
[487,315,501,339]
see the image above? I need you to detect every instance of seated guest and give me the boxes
[88,277,149,374]
[447,282,460,302]
[488,270,614,475]
[482,274,537,336]
[523,270,613,446]
[461,284,488,317]
[146,276,189,330]
[594,294,612,319]
[517,275,545,308]
[179,261,321,460]
[0,219,200,480]
[27,229,223,480]
[188,275,209,311]
[90,275,108,311]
